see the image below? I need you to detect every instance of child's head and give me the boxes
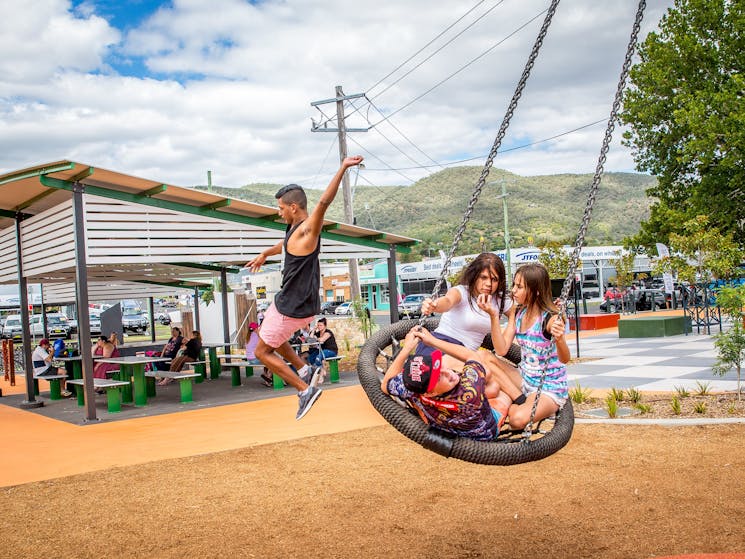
[512,263,557,313]
[459,253,506,296]
[403,347,443,394]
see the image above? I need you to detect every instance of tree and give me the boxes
[620,0,745,247]
[651,215,744,283]
[712,284,745,400]
[609,249,637,312]
[538,242,574,279]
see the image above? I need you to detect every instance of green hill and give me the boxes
[195,167,655,261]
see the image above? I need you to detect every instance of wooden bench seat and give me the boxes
[145,371,201,402]
[66,378,130,413]
[33,374,68,400]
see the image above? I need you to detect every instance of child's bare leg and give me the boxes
[508,392,560,430]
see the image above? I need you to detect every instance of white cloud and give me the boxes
[0,0,673,189]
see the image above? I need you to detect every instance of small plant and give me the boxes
[670,395,682,415]
[693,401,707,414]
[569,382,593,404]
[674,385,690,398]
[728,403,737,414]
[605,394,619,418]
[610,387,625,402]
[694,380,712,396]
[634,402,652,414]
[626,387,642,403]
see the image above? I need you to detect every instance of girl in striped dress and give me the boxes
[487,263,570,430]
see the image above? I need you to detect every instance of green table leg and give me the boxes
[209,348,220,380]
[68,361,82,398]
[146,376,157,397]
[132,364,147,407]
[117,364,133,403]
[329,360,340,383]
[33,379,39,396]
[229,365,241,387]
[272,373,284,390]
[48,378,62,400]
[194,362,206,383]
[76,385,85,406]
[178,378,193,403]
[106,387,122,413]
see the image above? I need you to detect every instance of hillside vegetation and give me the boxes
[196,167,655,261]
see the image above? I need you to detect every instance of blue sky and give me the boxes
[1,1,673,188]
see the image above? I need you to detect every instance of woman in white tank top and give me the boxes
[420,252,512,352]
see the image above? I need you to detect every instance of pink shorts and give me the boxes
[258,303,314,349]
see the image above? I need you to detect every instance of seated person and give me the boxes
[160,330,202,385]
[245,322,275,387]
[32,338,71,397]
[92,335,121,380]
[153,327,183,372]
[381,326,513,441]
[305,318,338,383]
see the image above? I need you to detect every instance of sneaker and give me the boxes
[61,390,72,398]
[260,374,273,388]
[297,365,311,384]
[296,386,322,420]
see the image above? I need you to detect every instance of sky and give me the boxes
[0,0,674,190]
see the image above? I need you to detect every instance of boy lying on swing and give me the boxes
[381,324,514,441]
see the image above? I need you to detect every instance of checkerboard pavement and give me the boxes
[567,332,741,393]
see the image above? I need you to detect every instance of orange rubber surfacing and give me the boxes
[0,384,386,488]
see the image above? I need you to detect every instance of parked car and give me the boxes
[321,300,344,315]
[334,302,353,315]
[122,308,148,333]
[154,311,172,325]
[2,314,23,339]
[68,310,102,335]
[398,294,429,319]
[30,313,71,339]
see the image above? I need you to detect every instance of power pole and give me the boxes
[310,86,368,300]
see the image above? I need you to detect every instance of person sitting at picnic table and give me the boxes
[306,317,338,384]
[32,338,72,397]
[92,335,121,380]
[153,326,183,372]
[159,330,202,385]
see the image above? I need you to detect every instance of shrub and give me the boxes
[605,394,619,418]
[626,387,642,403]
[670,396,682,415]
[569,383,593,404]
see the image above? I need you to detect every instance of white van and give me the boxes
[2,314,22,339]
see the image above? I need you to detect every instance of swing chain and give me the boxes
[422,0,562,318]
[558,0,647,306]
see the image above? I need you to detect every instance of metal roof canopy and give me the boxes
[0,160,415,420]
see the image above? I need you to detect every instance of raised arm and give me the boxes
[412,326,479,364]
[305,156,364,238]
[245,240,283,272]
[381,329,419,394]
[480,295,516,356]
[421,286,462,316]
[548,314,570,363]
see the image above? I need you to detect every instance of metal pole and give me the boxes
[573,276,581,359]
[148,297,156,342]
[15,215,42,408]
[71,182,97,421]
[502,180,511,287]
[388,244,400,324]
[335,85,361,300]
[193,287,201,331]
[220,268,230,348]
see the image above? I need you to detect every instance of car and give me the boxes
[30,313,71,339]
[68,310,102,336]
[122,308,148,333]
[397,294,429,319]
[334,302,353,315]
[321,301,344,315]
[2,314,23,339]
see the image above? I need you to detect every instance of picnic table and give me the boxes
[96,355,170,406]
[202,342,238,380]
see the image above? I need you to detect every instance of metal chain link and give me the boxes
[421,0,561,318]
[524,0,647,440]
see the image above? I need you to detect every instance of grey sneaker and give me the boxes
[299,366,321,388]
[296,386,322,420]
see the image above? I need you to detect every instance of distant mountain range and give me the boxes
[194,166,656,260]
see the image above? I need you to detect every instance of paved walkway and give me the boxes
[0,309,734,487]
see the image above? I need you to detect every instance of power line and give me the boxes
[369,7,548,128]
[367,0,507,102]
[346,135,418,184]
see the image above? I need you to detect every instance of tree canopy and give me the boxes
[621,0,745,248]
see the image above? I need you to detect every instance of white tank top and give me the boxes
[435,285,513,350]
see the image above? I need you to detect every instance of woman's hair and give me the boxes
[458,252,508,313]
[514,263,558,314]
[191,330,202,341]
[171,326,182,336]
[99,335,109,342]
[316,317,327,326]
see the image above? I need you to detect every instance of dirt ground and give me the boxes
[1,422,744,559]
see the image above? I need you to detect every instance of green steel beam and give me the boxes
[322,223,340,232]
[173,262,241,274]
[39,174,412,253]
[135,279,203,289]
[0,162,75,186]
[139,184,168,197]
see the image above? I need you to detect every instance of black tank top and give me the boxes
[274,221,321,318]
